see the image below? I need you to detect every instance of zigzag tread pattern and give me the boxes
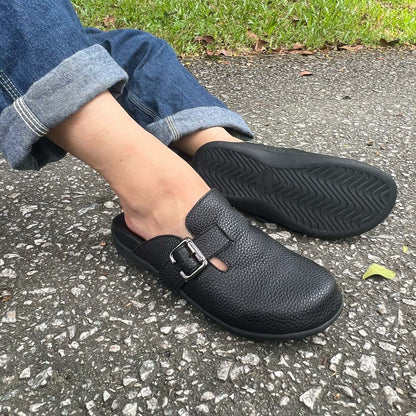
[196,148,393,234]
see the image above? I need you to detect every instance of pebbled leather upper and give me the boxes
[116,189,343,336]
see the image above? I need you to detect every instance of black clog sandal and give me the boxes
[191,141,397,239]
[112,189,343,340]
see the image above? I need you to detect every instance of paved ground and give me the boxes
[0,50,415,416]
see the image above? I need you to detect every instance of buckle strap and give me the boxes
[169,238,208,280]
[159,225,231,292]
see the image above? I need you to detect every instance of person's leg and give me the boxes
[84,27,396,239]
[0,2,225,267]
[171,127,241,156]
[0,8,343,338]
[0,1,127,170]
[85,28,252,151]
[40,83,343,337]
[46,90,210,242]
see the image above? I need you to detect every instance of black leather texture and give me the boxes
[112,190,343,339]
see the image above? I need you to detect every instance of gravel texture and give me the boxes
[1,50,415,415]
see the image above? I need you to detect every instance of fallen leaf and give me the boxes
[100,241,107,246]
[1,295,11,302]
[339,45,364,52]
[380,38,400,47]
[254,39,268,51]
[301,50,315,56]
[246,30,259,41]
[363,263,396,280]
[217,49,233,56]
[103,15,116,28]
[403,246,409,253]
[324,43,336,51]
[292,42,304,50]
[299,70,313,77]
[195,35,214,45]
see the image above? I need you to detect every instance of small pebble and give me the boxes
[383,386,403,406]
[104,201,116,209]
[160,326,172,334]
[2,310,16,323]
[201,392,215,402]
[19,367,31,379]
[109,345,120,353]
[122,403,137,416]
[241,353,260,366]
[195,404,210,415]
[139,387,152,398]
[140,360,155,381]
[217,361,232,381]
[123,377,137,387]
[299,387,322,410]
[229,365,244,381]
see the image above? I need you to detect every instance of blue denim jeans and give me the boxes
[0,1,253,170]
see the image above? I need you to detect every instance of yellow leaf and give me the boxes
[363,263,396,280]
[403,246,409,253]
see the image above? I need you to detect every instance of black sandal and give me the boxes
[192,141,397,239]
[112,189,343,340]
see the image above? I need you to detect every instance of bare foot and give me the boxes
[47,92,227,270]
[171,127,242,156]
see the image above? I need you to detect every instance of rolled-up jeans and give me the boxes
[0,1,253,170]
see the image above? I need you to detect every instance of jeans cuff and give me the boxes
[146,106,254,145]
[0,44,128,170]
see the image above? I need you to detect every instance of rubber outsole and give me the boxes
[193,142,397,239]
[112,229,343,340]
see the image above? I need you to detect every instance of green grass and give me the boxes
[72,0,416,55]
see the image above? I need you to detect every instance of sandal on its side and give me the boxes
[192,141,397,239]
[112,189,343,340]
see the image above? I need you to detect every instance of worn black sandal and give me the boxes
[192,141,397,239]
[112,189,343,340]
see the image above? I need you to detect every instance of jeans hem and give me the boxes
[0,44,128,170]
[146,106,254,146]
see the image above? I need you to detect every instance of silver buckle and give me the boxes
[169,237,208,281]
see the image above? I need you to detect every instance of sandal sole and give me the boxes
[193,142,397,239]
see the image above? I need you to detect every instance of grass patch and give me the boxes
[72,0,416,55]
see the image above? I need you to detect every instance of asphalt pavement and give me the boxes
[1,49,415,415]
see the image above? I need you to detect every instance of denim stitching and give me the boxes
[0,70,21,100]
[13,97,48,137]
[0,71,21,99]
[18,97,48,133]
[128,92,161,121]
[166,115,180,141]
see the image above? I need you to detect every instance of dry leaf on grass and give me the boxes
[339,45,364,52]
[254,39,268,51]
[291,42,304,50]
[103,15,116,27]
[195,35,215,45]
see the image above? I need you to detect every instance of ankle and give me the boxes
[172,127,241,156]
[118,177,209,240]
